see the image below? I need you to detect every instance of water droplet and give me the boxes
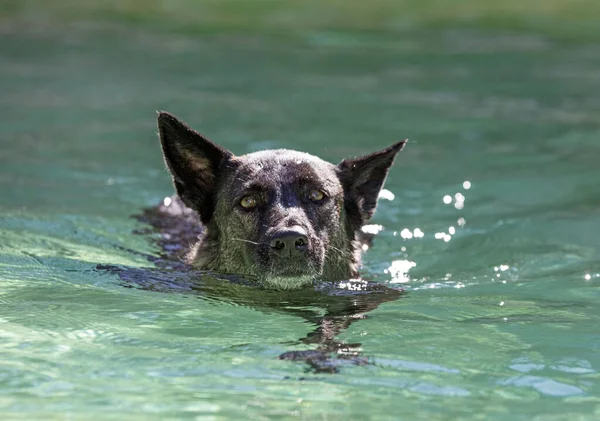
[400,228,413,239]
[378,189,395,201]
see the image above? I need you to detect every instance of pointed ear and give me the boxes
[157,111,234,223]
[337,140,407,222]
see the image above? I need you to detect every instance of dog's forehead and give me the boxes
[231,149,340,187]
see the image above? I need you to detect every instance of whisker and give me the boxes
[327,245,346,255]
[329,246,343,254]
[230,237,261,246]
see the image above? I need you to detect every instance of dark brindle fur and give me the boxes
[156,111,406,290]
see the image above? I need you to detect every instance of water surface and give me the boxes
[1,23,599,420]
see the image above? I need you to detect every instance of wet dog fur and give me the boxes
[156,112,406,290]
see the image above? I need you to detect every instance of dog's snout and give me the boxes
[269,227,308,258]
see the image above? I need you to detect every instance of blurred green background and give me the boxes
[2,0,600,41]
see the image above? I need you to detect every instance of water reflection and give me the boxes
[97,204,407,374]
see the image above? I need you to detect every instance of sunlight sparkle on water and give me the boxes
[386,260,417,283]
[454,193,465,210]
[399,228,425,239]
[338,279,369,291]
[362,224,384,235]
[443,183,469,208]
[584,274,591,280]
[378,189,395,201]
[435,232,452,242]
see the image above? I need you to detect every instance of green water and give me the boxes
[1,23,600,420]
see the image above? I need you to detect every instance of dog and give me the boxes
[155,111,406,290]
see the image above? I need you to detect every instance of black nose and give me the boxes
[269,228,308,258]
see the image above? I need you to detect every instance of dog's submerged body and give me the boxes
[157,112,406,290]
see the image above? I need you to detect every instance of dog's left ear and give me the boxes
[338,140,407,222]
[157,111,234,223]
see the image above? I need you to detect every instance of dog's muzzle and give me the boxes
[268,226,308,259]
[261,225,318,279]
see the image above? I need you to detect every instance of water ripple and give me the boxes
[497,375,585,397]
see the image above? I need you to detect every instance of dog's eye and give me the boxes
[240,195,258,210]
[308,189,326,202]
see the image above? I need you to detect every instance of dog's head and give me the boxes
[157,112,406,289]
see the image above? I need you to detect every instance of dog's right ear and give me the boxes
[337,140,407,224]
[157,111,233,223]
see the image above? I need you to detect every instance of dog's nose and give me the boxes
[269,228,308,258]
